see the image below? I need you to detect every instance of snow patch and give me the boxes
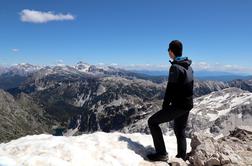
[74,91,91,107]
[107,97,128,107]
[0,132,191,166]
[36,86,47,91]
[96,84,106,96]
[238,113,243,119]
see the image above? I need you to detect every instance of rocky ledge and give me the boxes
[188,127,252,166]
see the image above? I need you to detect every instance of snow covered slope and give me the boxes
[7,63,43,76]
[192,87,252,121]
[0,132,191,166]
[189,87,252,135]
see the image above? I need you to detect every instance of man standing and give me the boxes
[147,40,194,161]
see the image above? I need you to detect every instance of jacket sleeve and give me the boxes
[162,65,180,110]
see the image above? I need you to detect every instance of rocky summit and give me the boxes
[188,127,252,166]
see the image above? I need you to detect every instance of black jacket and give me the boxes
[162,57,194,110]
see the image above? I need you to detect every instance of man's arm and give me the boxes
[162,65,180,110]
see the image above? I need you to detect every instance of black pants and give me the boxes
[148,106,190,159]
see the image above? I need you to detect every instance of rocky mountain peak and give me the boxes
[74,61,91,72]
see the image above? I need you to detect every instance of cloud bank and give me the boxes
[97,62,252,74]
[20,9,75,23]
[192,62,252,74]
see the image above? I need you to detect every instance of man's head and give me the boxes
[168,40,183,60]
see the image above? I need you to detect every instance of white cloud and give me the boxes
[97,63,169,71]
[20,9,75,23]
[56,59,64,65]
[97,62,105,66]
[110,63,118,66]
[11,48,20,52]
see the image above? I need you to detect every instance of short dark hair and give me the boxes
[168,40,183,57]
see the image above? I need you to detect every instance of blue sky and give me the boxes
[0,0,252,73]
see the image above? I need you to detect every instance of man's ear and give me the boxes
[169,50,175,59]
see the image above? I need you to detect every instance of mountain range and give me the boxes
[0,62,251,143]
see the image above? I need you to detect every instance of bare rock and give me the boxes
[188,127,252,166]
[219,154,231,165]
[205,157,221,166]
[168,157,188,166]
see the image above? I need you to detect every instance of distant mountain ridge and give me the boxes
[0,61,252,143]
[1,62,251,80]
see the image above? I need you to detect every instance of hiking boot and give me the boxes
[147,152,168,161]
[175,154,188,161]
